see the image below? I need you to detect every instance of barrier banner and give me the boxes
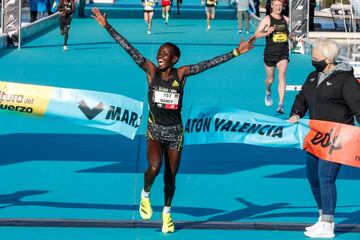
[1,0,20,45]
[184,106,360,168]
[290,0,308,37]
[304,120,360,168]
[0,81,143,139]
[290,0,309,53]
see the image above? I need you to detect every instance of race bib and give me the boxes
[273,33,288,43]
[146,1,154,7]
[153,90,180,110]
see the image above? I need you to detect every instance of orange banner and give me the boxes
[303,120,360,168]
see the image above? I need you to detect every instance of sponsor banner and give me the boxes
[290,0,308,36]
[290,0,309,53]
[0,81,53,115]
[2,0,20,44]
[0,81,143,139]
[304,120,360,168]
[184,106,360,168]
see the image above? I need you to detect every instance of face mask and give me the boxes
[312,59,328,72]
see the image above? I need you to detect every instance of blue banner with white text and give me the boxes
[184,105,309,148]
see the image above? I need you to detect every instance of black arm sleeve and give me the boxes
[342,76,360,123]
[290,89,308,118]
[186,51,235,76]
[105,24,147,68]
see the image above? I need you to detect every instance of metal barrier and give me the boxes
[20,12,59,45]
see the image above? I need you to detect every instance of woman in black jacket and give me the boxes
[289,38,360,239]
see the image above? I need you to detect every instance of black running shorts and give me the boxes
[146,123,184,151]
[264,53,289,67]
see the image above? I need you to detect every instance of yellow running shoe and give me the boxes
[161,213,175,233]
[139,197,152,220]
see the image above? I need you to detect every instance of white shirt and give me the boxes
[143,0,157,11]
[236,0,255,11]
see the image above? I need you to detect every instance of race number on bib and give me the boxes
[153,90,180,110]
[273,33,288,43]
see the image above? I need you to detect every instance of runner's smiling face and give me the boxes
[156,45,178,71]
[271,0,283,15]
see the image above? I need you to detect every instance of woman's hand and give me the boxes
[91,7,108,28]
[289,114,300,124]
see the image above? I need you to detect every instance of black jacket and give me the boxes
[290,63,360,125]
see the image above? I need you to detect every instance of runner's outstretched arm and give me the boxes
[178,36,256,78]
[91,8,155,74]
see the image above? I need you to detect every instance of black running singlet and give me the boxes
[148,69,184,126]
[265,15,289,55]
[59,0,74,17]
[206,0,216,7]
